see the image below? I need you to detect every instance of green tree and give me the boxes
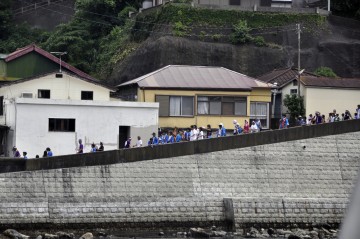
[230,20,252,44]
[283,94,305,123]
[0,0,12,40]
[331,0,360,20]
[314,67,338,78]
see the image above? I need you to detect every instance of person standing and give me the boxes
[206,124,212,139]
[176,131,182,142]
[23,152,28,160]
[250,121,259,133]
[255,118,262,131]
[77,139,84,153]
[135,136,142,147]
[152,132,159,145]
[90,143,97,152]
[357,105,360,117]
[124,137,132,148]
[46,147,53,156]
[217,123,226,137]
[97,142,104,151]
[190,125,198,141]
[198,127,204,140]
[243,120,250,133]
[12,146,21,158]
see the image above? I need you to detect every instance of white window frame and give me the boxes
[250,102,270,129]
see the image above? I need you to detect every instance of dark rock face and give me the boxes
[108,16,360,86]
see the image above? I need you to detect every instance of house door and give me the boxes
[119,126,130,149]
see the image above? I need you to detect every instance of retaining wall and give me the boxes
[0,120,360,230]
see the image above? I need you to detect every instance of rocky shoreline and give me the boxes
[0,224,339,239]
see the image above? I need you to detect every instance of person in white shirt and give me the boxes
[250,121,259,133]
[135,136,142,147]
[190,125,198,141]
[198,127,204,140]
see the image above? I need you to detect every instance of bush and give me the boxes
[253,36,266,47]
[314,66,338,78]
[230,20,252,44]
[173,21,188,37]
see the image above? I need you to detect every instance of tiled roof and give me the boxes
[301,76,360,88]
[118,65,273,90]
[4,44,96,81]
[257,67,317,87]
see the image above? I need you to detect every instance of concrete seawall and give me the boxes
[0,120,360,230]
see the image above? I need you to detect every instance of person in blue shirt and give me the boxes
[176,131,182,142]
[46,147,53,156]
[167,131,174,143]
[184,128,191,141]
[217,123,226,137]
[23,151,28,160]
[152,132,159,145]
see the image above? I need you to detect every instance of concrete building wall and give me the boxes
[0,130,359,228]
[0,73,111,102]
[303,87,360,117]
[4,99,158,158]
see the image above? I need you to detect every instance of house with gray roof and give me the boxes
[117,65,274,130]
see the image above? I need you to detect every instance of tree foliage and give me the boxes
[230,20,252,44]
[331,0,360,20]
[283,94,305,121]
[314,67,338,78]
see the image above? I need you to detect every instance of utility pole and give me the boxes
[328,0,330,12]
[296,23,301,96]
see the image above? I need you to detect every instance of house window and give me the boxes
[293,80,298,86]
[260,0,271,6]
[49,118,76,132]
[250,102,269,129]
[81,91,93,100]
[0,96,3,116]
[290,89,297,95]
[155,95,194,117]
[197,96,247,116]
[38,89,50,99]
[229,0,241,5]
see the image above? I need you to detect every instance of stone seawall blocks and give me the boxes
[0,131,359,229]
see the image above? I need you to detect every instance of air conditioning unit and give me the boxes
[21,92,33,98]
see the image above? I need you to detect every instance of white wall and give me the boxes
[303,87,360,117]
[5,99,158,158]
[0,72,111,102]
[0,72,112,125]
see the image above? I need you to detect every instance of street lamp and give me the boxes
[297,68,305,97]
[271,82,279,119]
[50,51,67,73]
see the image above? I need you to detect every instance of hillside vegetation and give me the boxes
[1,0,359,84]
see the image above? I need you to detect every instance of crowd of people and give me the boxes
[13,105,360,157]
[12,138,105,159]
[279,105,360,129]
[121,118,264,148]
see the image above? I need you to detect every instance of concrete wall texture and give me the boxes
[0,126,359,230]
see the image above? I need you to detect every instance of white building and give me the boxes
[0,72,159,158]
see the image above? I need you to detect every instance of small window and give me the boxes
[293,80,298,86]
[81,91,93,100]
[229,0,241,5]
[156,95,194,117]
[290,89,297,94]
[38,90,50,99]
[197,96,247,116]
[49,118,76,132]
